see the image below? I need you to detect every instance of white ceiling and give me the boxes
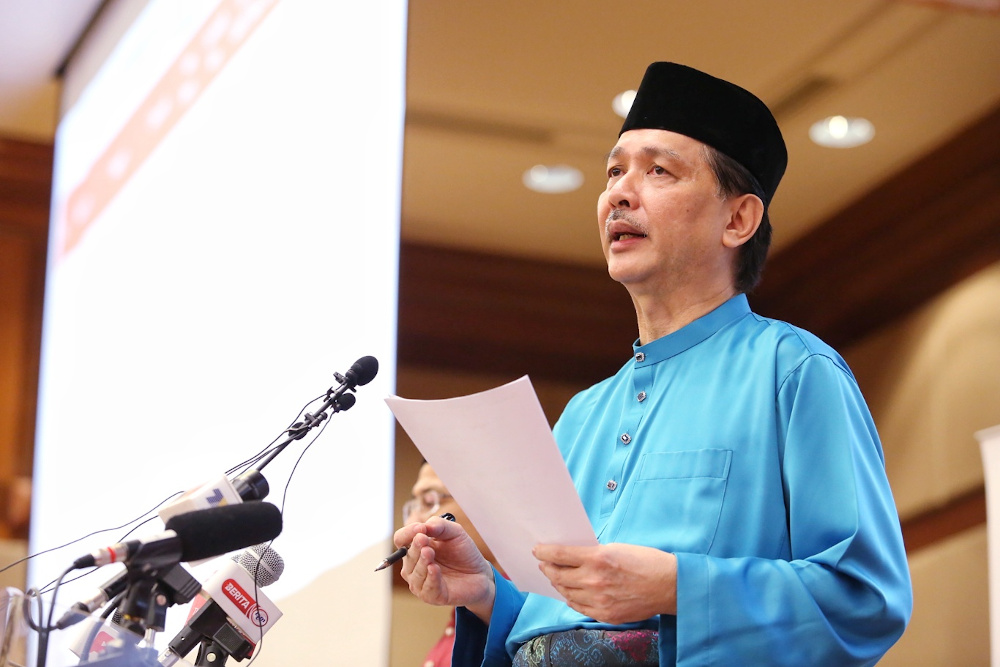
[0,0,102,139]
[2,0,998,267]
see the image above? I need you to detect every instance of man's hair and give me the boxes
[702,145,772,293]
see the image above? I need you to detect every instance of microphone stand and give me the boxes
[117,542,201,637]
[193,633,255,666]
[240,356,376,475]
[251,377,357,472]
[160,601,255,666]
[80,552,200,666]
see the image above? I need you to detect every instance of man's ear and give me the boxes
[722,194,764,249]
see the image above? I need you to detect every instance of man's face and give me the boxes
[597,129,735,295]
[406,463,458,526]
[405,463,497,566]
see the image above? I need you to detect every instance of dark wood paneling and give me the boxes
[0,136,51,539]
[749,105,1000,349]
[398,244,637,386]
[0,137,55,215]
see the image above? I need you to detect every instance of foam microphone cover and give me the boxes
[346,356,379,387]
[164,502,283,562]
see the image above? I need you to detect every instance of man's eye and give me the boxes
[608,166,623,178]
[651,165,667,175]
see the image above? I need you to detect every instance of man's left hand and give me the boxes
[533,543,677,624]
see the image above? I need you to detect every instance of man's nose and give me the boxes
[606,172,637,209]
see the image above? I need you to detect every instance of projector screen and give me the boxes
[28,1,405,665]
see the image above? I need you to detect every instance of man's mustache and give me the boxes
[605,209,648,236]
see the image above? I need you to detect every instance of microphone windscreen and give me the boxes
[164,502,283,562]
[337,393,356,410]
[346,356,378,387]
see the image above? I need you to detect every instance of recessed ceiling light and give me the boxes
[612,89,636,119]
[809,115,875,148]
[522,164,584,194]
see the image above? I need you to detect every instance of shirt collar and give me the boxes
[631,293,751,364]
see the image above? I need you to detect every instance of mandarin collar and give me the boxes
[631,293,751,365]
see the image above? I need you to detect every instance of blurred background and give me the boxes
[1,1,998,665]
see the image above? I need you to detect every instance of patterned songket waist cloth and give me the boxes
[512,629,658,667]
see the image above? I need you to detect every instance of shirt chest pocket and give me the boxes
[610,448,732,554]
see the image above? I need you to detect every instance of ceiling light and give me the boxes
[521,164,583,194]
[522,164,584,194]
[612,89,636,118]
[809,115,875,148]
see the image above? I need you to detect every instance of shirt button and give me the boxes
[606,480,618,491]
[637,391,646,402]
[635,352,645,362]
[423,661,435,667]
[620,433,631,445]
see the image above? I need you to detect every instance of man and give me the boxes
[403,462,502,667]
[394,62,912,666]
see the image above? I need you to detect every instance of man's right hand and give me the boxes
[395,515,497,624]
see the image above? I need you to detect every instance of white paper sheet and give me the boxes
[385,375,597,600]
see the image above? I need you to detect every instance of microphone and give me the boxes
[158,469,271,525]
[232,469,269,502]
[158,544,285,666]
[256,356,378,469]
[341,355,379,388]
[232,542,284,587]
[58,477,273,629]
[71,502,283,570]
[320,355,379,410]
[334,391,356,411]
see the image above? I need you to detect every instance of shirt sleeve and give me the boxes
[673,353,912,666]
[452,567,527,667]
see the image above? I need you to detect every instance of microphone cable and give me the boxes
[0,493,180,592]
[224,391,327,477]
[242,410,335,667]
[23,564,74,667]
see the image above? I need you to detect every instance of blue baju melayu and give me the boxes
[454,294,912,666]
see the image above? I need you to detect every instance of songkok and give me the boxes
[620,62,787,205]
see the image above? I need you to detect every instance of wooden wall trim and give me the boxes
[901,486,986,554]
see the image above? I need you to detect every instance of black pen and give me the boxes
[374,512,455,572]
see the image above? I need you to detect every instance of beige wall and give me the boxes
[847,262,1000,520]
[882,525,989,666]
[391,590,453,667]
[0,539,27,590]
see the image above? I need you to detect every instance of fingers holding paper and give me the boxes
[533,542,678,625]
[395,516,497,623]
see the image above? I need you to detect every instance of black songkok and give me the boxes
[620,62,788,205]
